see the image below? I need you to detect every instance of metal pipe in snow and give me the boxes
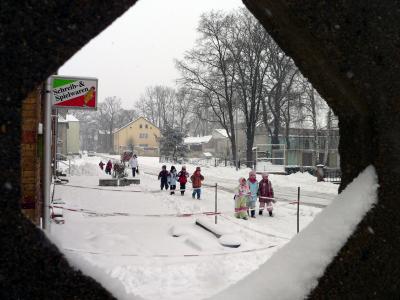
[297,186,300,233]
[215,183,218,224]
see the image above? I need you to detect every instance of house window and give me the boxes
[145,124,148,128]
[139,133,148,139]
[140,124,143,128]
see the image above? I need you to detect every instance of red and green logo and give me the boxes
[51,77,97,109]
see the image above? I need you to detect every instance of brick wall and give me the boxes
[21,88,42,225]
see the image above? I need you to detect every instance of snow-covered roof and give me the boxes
[184,135,212,145]
[58,115,67,123]
[98,130,111,135]
[213,128,229,138]
[58,114,79,123]
[113,116,159,133]
[65,114,79,122]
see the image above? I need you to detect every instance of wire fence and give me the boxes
[159,156,256,169]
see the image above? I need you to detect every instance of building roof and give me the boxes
[65,114,79,122]
[114,116,159,134]
[213,128,229,138]
[184,135,212,145]
[58,114,79,123]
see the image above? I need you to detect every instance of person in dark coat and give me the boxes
[99,161,104,170]
[177,166,189,196]
[105,160,112,175]
[258,172,275,216]
[158,165,169,190]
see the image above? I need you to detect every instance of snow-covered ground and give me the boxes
[49,155,377,299]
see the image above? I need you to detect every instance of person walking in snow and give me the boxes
[158,165,169,190]
[105,160,112,175]
[258,172,275,216]
[128,154,139,177]
[177,166,189,196]
[235,177,249,220]
[99,160,104,171]
[190,166,204,200]
[247,170,259,218]
[168,166,178,195]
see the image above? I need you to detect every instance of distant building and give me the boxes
[113,117,161,156]
[184,135,212,155]
[184,129,231,157]
[183,125,340,168]
[57,114,80,155]
[254,127,340,168]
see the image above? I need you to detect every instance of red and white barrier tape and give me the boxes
[62,244,277,257]
[50,205,221,218]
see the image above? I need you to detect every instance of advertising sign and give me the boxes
[51,75,98,109]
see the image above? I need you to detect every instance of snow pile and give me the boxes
[211,165,378,300]
[68,161,103,176]
[272,171,338,194]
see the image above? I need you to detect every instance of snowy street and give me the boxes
[50,155,338,300]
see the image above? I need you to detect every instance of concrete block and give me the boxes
[99,178,118,186]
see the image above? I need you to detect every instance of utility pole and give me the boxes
[43,78,52,230]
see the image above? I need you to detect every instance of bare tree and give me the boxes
[227,9,272,166]
[137,85,176,130]
[298,80,327,165]
[115,109,138,129]
[176,11,240,163]
[263,42,298,146]
[97,96,122,152]
[323,108,332,166]
[174,87,194,133]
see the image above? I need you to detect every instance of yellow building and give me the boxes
[113,117,161,156]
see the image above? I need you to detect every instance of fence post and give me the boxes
[297,186,300,233]
[68,159,71,175]
[215,158,217,167]
[215,183,218,224]
[316,164,325,182]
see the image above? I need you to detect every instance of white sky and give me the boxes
[59,0,245,109]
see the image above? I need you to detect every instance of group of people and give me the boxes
[100,158,274,219]
[99,160,113,175]
[99,154,139,177]
[235,171,275,220]
[158,165,204,199]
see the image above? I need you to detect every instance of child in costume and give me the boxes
[258,172,275,216]
[177,166,189,195]
[235,177,249,220]
[247,170,259,218]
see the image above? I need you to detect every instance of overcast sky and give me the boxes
[59,0,244,109]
